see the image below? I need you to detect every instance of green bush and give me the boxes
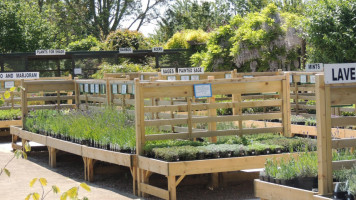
[105,29,148,50]
[67,36,102,51]
[91,61,156,79]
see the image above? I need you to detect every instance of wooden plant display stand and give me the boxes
[0,75,72,136]
[134,74,291,200]
[10,126,138,194]
[316,73,356,195]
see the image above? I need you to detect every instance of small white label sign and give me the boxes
[324,63,356,84]
[152,47,164,52]
[95,84,99,93]
[194,84,212,98]
[178,67,204,74]
[4,81,14,89]
[243,75,253,78]
[132,85,135,94]
[290,75,293,83]
[310,75,316,84]
[306,63,324,72]
[168,76,176,80]
[181,75,190,80]
[90,84,95,93]
[112,84,118,94]
[161,68,175,75]
[225,74,232,79]
[121,85,127,94]
[84,84,89,93]
[191,75,200,80]
[36,49,65,55]
[300,75,307,83]
[74,68,82,75]
[119,47,133,53]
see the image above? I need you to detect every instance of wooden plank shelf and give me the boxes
[254,179,329,200]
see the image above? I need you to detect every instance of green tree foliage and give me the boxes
[155,0,231,42]
[92,61,156,79]
[105,29,148,50]
[306,0,356,63]
[192,4,305,72]
[164,29,210,68]
[0,0,58,53]
[67,36,102,51]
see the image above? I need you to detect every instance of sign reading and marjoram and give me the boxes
[0,72,39,80]
[324,63,356,84]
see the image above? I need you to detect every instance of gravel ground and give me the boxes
[0,135,259,200]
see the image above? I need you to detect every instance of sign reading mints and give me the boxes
[0,72,39,80]
[119,47,133,53]
[324,63,356,84]
[121,85,127,94]
[152,47,164,52]
[36,49,65,55]
[306,63,323,72]
[178,67,204,74]
[161,68,175,75]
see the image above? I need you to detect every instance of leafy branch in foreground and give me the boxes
[0,141,31,177]
[26,178,90,200]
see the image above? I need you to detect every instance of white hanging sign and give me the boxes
[84,84,89,93]
[74,68,82,75]
[161,68,175,75]
[119,47,133,53]
[306,63,324,72]
[0,72,39,80]
[152,47,164,52]
[36,49,65,55]
[324,63,356,84]
[178,67,204,74]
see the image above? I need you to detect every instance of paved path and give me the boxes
[0,137,138,200]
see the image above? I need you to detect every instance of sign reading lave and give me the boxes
[36,49,65,55]
[324,63,356,84]
[0,72,39,80]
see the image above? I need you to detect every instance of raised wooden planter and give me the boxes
[137,153,300,200]
[10,126,138,195]
[254,179,331,200]
[0,120,22,136]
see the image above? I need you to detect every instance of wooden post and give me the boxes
[74,78,79,109]
[168,175,177,200]
[231,71,243,135]
[316,74,333,195]
[207,76,217,143]
[135,78,145,155]
[106,78,111,106]
[187,97,193,140]
[48,147,56,168]
[21,79,27,128]
[282,72,291,137]
[56,91,61,110]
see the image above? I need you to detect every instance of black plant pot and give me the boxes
[275,178,281,184]
[297,177,317,190]
[346,193,354,200]
[333,191,347,200]
[281,178,297,187]
[81,139,90,146]
[274,148,282,154]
